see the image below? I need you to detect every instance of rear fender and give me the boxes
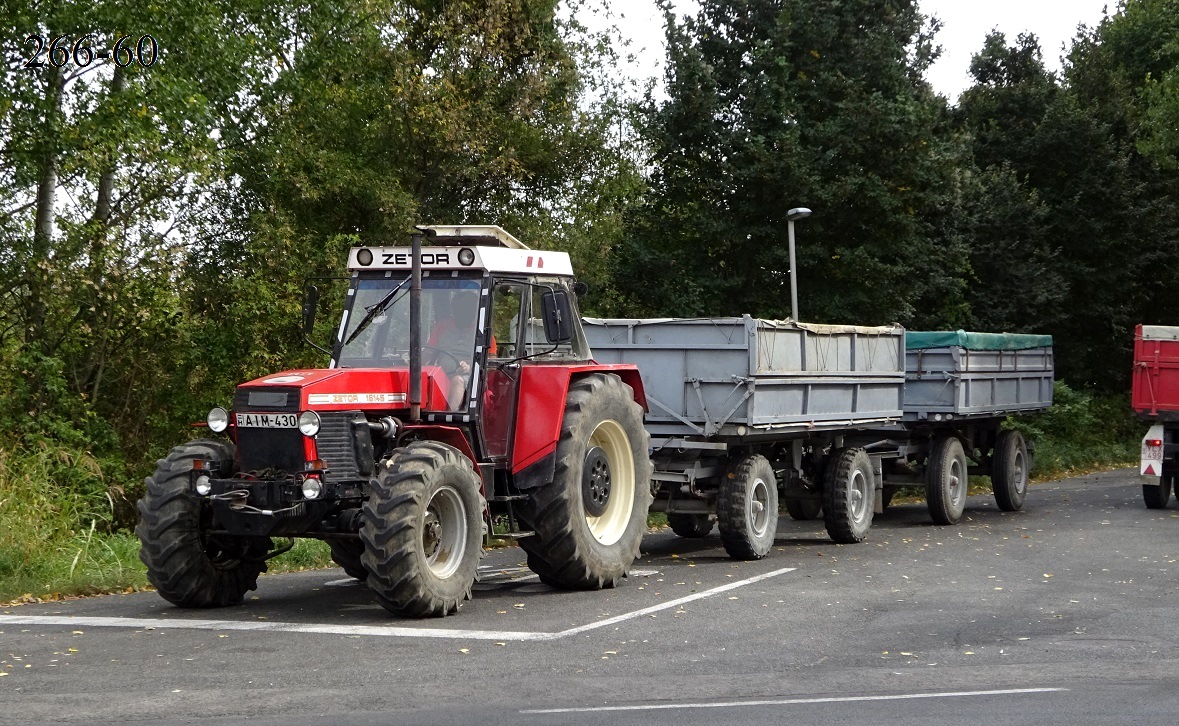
[510,364,646,489]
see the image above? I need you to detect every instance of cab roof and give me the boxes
[348,225,574,276]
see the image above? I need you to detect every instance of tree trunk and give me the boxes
[28,65,65,350]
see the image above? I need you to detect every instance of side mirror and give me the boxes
[572,281,588,297]
[302,284,319,336]
[541,289,574,343]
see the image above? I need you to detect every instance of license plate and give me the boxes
[235,412,298,429]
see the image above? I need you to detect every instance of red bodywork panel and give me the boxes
[231,363,646,478]
[235,367,454,462]
[1132,325,1179,416]
[511,364,646,473]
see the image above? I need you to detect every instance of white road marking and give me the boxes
[323,578,359,587]
[520,687,1069,714]
[0,566,794,642]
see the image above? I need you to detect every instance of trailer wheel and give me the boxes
[360,441,483,617]
[718,454,778,559]
[823,448,875,543]
[136,439,269,608]
[326,538,367,580]
[784,497,823,521]
[992,430,1029,511]
[517,373,653,589]
[1143,469,1173,509]
[926,436,969,525]
[668,513,714,538]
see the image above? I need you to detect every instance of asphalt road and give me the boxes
[3,468,1177,725]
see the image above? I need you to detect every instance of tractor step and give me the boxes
[488,530,535,539]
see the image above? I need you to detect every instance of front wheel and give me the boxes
[717,454,778,559]
[326,538,367,580]
[517,373,653,589]
[136,439,269,607]
[926,436,968,525]
[360,441,483,617]
[992,430,1030,511]
[823,448,874,543]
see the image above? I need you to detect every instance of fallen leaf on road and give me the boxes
[459,648,469,654]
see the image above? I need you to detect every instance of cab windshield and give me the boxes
[335,275,483,382]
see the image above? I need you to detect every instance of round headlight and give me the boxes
[195,475,212,496]
[301,476,323,500]
[207,407,229,433]
[458,248,475,266]
[299,410,321,437]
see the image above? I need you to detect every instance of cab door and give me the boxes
[480,280,529,460]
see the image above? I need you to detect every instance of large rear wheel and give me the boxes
[360,441,483,617]
[926,436,968,525]
[823,448,875,543]
[137,439,269,607]
[992,430,1029,512]
[517,373,653,589]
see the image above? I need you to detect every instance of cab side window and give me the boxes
[490,282,527,359]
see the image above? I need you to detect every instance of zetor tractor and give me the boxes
[137,225,653,617]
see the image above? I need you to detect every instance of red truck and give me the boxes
[1132,324,1179,508]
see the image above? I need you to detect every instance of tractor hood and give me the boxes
[236,367,450,412]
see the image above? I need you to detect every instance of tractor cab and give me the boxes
[330,225,591,417]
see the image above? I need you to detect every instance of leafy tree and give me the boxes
[618,0,968,326]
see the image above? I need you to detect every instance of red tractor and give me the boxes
[137,226,653,617]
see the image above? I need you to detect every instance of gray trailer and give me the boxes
[854,330,1054,525]
[583,319,1054,560]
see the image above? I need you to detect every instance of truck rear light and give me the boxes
[1147,439,1163,447]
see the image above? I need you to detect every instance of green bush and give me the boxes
[1012,380,1138,480]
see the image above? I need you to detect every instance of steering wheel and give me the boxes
[422,345,463,373]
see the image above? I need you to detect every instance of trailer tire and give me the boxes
[137,439,269,608]
[517,373,653,589]
[360,441,483,617]
[823,448,875,543]
[718,454,778,559]
[992,430,1029,512]
[668,513,714,538]
[784,497,823,521]
[326,538,368,580]
[927,436,969,525]
[1143,470,1173,509]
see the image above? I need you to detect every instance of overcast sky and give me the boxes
[598,0,1115,103]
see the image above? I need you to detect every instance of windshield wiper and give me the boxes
[345,277,411,345]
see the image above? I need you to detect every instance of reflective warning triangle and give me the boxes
[1144,462,1157,476]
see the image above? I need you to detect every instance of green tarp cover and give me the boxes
[906,330,1053,351]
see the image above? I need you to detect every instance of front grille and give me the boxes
[315,412,367,481]
[233,386,300,413]
[236,427,304,474]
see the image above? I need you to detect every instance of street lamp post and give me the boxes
[786,207,812,322]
